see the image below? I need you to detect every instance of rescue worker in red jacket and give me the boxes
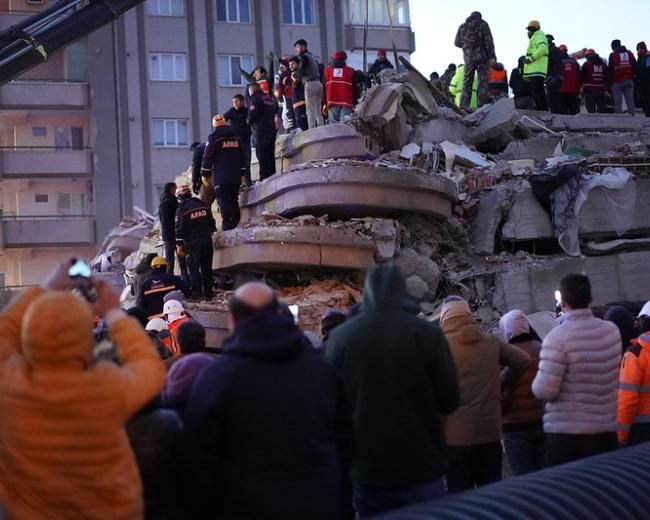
[288,56,308,131]
[581,49,609,113]
[323,51,355,123]
[557,45,581,115]
[487,62,508,99]
[252,66,271,95]
[608,39,637,116]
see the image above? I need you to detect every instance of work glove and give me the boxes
[201,176,210,187]
[192,182,201,195]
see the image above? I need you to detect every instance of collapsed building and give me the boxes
[93,67,650,347]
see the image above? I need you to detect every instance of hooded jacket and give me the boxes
[183,310,351,520]
[327,264,460,489]
[0,288,166,520]
[454,15,496,61]
[532,308,621,434]
[441,301,530,446]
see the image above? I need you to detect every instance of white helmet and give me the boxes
[639,301,650,318]
[163,299,185,322]
[146,317,168,332]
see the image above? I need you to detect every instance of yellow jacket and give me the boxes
[449,65,478,108]
[0,288,166,520]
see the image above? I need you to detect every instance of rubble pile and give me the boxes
[99,63,650,346]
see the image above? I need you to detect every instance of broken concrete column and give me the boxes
[464,98,535,151]
[470,189,512,255]
[406,275,429,300]
[395,247,441,297]
[371,219,399,261]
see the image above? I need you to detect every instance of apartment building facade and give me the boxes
[0,0,414,288]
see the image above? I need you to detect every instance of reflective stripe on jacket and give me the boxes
[324,65,354,108]
[523,30,549,79]
[618,334,650,442]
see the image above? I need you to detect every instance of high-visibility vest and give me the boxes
[559,58,580,93]
[324,65,355,108]
[610,50,635,83]
[582,60,607,91]
[617,333,650,442]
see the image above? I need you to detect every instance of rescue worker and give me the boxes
[146,317,175,357]
[163,299,191,355]
[190,141,206,195]
[450,64,477,108]
[510,56,535,109]
[224,94,252,186]
[294,39,324,129]
[200,114,245,232]
[137,256,190,319]
[581,49,609,113]
[440,63,456,93]
[159,182,188,283]
[557,45,581,114]
[275,56,296,130]
[523,20,549,111]
[636,42,650,117]
[288,56,308,131]
[252,66,270,95]
[324,51,355,123]
[454,11,496,109]
[487,62,508,99]
[174,184,216,301]
[368,49,394,80]
[247,82,277,180]
[618,333,650,446]
[608,39,637,116]
[546,35,563,114]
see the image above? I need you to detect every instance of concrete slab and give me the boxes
[464,98,534,150]
[470,189,511,255]
[185,305,229,349]
[240,163,458,221]
[494,251,650,314]
[502,179,648,242]
[276,124,370,171]
[213,225,376,272]
[414,119,470,144]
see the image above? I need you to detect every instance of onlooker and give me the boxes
[327,264,459,518]
[608,39,637,116]
[201,114,245,231]
[166,318,206,370]
[126,400,184,520]
[636,42,650,117]
[488,62,508,99]
[320,309,346,348]
[533,274,621,466]
[324,51,355,123]
[581,49,609,113]
[557,45,581,114]
[175,184,216,301]
[523,20,549,110]
[499,310,545,475]
[224,94,252,185]
[162,352,214,419]
[138,256,189,319]
[441,297,529,493]
[247,82,277,180]
[288,56,308,131]
[252,65,270,95]
[294,39,324,129]
[617,332,650,446]
[510,56,535,109]
[454,11,496,108]
[368,49,394,80]
[603,305,637,353]
[183,282,352,519]
[0,261,165,519]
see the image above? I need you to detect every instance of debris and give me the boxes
[400,142,421,159]
[439,140,493,171]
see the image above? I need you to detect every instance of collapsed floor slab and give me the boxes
[239,162,458,221]
[213,223,377,272]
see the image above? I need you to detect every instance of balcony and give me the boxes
[344,25,415,53]
[0,81,89,109]
[1,215,95,248]
[0,148,93,178]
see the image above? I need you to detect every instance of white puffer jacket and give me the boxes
[532,309,621,434]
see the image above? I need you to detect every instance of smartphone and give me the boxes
[288,304,300,324]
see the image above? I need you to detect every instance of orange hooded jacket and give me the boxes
[617,333,650,442]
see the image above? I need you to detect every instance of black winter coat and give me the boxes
[191,142,206,192]
[200,126,245,186]
[223,107,251,142]
[175,197,216,245]
[138,267,190,318]
[159,193,179,242]
[247,90,277,144]
[182,311,352,520]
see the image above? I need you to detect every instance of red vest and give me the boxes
[582,60,607,91]
[324,65,354,108]
[559,58,580,93]
[611,50,634,83]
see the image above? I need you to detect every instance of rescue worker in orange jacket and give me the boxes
[487,62,508,99]
[618,331,650,446]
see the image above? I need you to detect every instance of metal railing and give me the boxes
[0,213,94,220]
[0,146,92,151]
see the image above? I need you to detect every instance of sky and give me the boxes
[410,0,648,76]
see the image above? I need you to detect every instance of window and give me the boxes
[217,55,253,86]
[57,193,86,215]
[216,0,250,22]
[348,0,409,26]
[149,53,187,81]
[152,119,189,147]
[32,127,47,137]
[34,194,49,203]
[66,42,88,82]
[146,0,183,17]
[282,0,314,25]
[54,127,84,149]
